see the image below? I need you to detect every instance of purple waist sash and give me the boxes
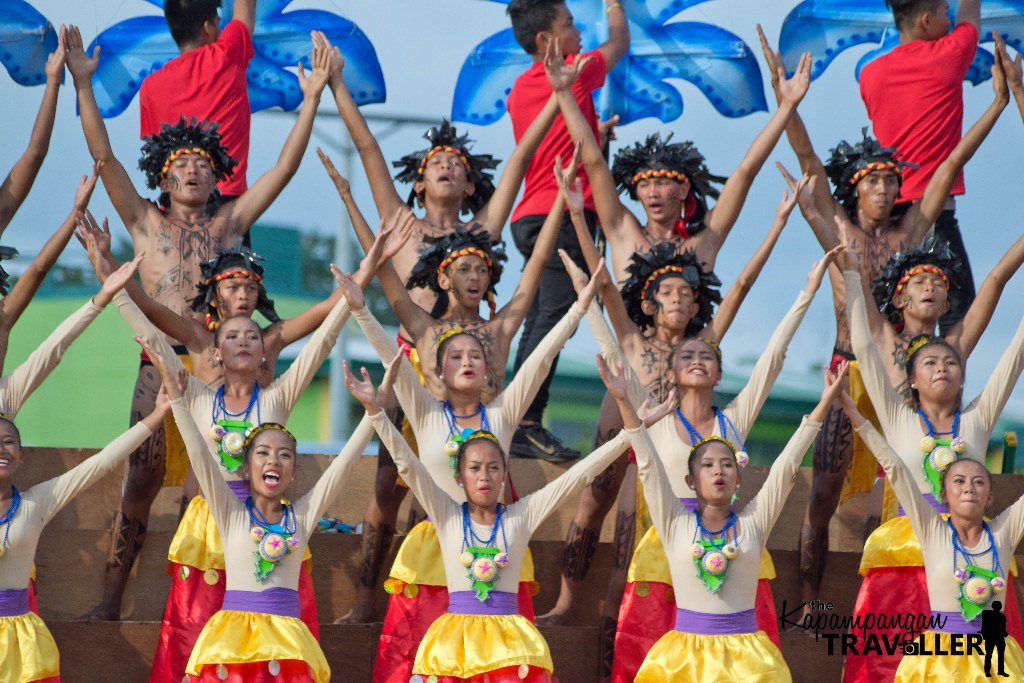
[0,588,29,617]
[448,590,519,616]
[680,498,699,513]
[674,607,757,635]
[897,492,948,517]
[222,588,300,618]
[929,610,980,634]
[226,479,250,503]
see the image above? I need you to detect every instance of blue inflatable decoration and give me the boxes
[779,0,1024,86]
[0,0,57,86]
[87,0,385,118]
[453,0,766,126]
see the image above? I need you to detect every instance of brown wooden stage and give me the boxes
[19,446,1024,682]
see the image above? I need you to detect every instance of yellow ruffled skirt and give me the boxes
[859,515,924,574]
[0,612,60,682]
[389,520,536,589]
[185,610,329,683]
[628,525,775,582]
[169,495,311,570]
[635,629,791,682]
[894,632,1024,681]
[413,612,552,679]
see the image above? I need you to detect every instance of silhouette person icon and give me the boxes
[982,601,1010,677]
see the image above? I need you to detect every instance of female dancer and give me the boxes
[622,359,846,681]
[350,353,670,682]
[841,391,1024,679]
[842,255,1024,681]
[337,258,600,682]
[102,227,398,682]
[581,247,836,680]
[1,373,168,682]
[148,342,375,682]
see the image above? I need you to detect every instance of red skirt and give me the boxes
[189,659,314,682]
[373,582,536,683]
[610,578,779,683]
[425,665,555,682]
[150,561,320,683]
[842,566,1024,683]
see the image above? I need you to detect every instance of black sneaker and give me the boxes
[510,424,581,462]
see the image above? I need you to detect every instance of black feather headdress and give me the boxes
[871,237,962,325]
[139,117,237,209]
[405,225,507,319]
[190,247,279,330]
[620,242,721,334]
[825,128,916,218]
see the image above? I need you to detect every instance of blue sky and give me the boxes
[8,0,1024,417]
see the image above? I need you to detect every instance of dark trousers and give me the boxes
[934,207,975,335]
[510,209,598,423]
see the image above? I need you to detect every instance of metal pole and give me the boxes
[327,124,354,443]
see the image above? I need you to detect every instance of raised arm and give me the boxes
[705,52,812,242]
[967,308,1024,432]
[232,0,256,36]
[326,45,405,219]
[0,255,143,417]
[475,93,560,240]
[352,361,454,525]
[720,249,837,435]
[31,401,166,524]
[168,397,237,528]
[597,1,630,70]
[705,181,808,340]
[953,231,1024,359]
[0,27,65,234]
[1001,32,1024,129]
[908,42,1009,238]
[546,41,639,242]
[65,26,151,234]
[112,290,189,380]
[0,169,101,335]
[298,414,375,533]
[229,35,331,231]
[956,0,981,31]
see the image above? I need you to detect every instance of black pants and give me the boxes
[934,208,974,335]
[510,209,598,423]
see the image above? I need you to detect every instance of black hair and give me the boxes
[905,336,963,408]
[871,237,962,325]
[191,247,280,328]
[507,0,565,55]
[435,330,485,375]
[0,246,18,296]
[620,243,721,334]
[886,0,945,31]
[138,117,237,209]
[213,314,264,347]
[164,0,221,48]
[938,458,991,504]
[454,432,506,476]
[686,438,737,478]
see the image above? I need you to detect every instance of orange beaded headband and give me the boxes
[631,168,688,185]
[848,160,901,186]
[160,147,216,178]
[895,265,949,296]
[213,269,263,284]
[438,247,493,276]
[642,265,685,300]
[418,146,470,176]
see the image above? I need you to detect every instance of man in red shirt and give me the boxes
[505,0,629,462]
[140,0,256,201]
[860,0,980,333]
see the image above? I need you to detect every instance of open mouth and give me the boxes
[262,471,281,488]
[0,457,11,468]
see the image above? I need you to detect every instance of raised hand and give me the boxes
[367,208,415,267]
[598,114,620,148]
[832,215,859,271]
[343,360,379,411]
[823,359,850,404]
[775,172,808,224]
[317,148,351,196]
[135,335,173,389]
[553,143,584,214]
[806,244,844,294]
[74,210,116,281]
[45,24,68,85]
[298,37,332,99]
[990,34,1010,103]
[558,248,589,294]
[756,24,783,102]
[97,253,144,305]
[64,25,100,85]
[637,391,676,427]
[73,161,103,213]
[577,256,607,309]
[777,52,813,109]
[995,31,1024,96]
[596,353,629,400]
[543,37,593,92]
[330,264,366,310]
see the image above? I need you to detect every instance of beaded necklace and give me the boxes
[459,502,509,602]
[210,384,261,473]
[690,509,739,594]
[0,486,21,558]
[948,518,1005,621]
[442,400,490,478]
[916,408,965,498]
[675,407,750,467]
[246,496,298,581]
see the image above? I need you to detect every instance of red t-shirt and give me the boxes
[860,23,978,203]
[507,50,606,222]
[140,19,254,197]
